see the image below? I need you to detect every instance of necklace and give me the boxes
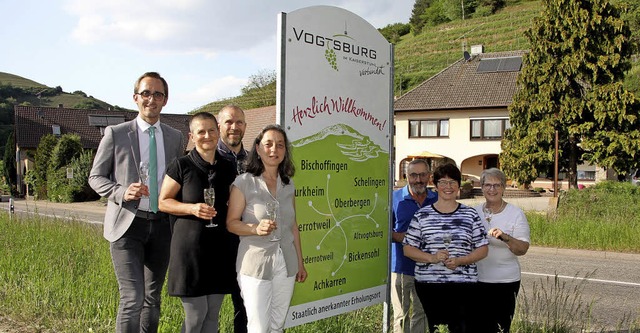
[482,200,505,223]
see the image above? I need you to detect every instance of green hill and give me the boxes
[393,0,541,94]
[3,0,638,116]
[0,72,135,158]
[200,0,639,107]
[0,72,132,111]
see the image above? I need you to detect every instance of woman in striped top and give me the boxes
[403,163,488,333]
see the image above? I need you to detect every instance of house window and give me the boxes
[52,124,61,136]
[409,119,449,138]
[577,170,596,180]
[470,118,510,140]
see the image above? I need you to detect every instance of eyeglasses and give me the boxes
[482,183,503,190]
[408,172,429,179]
[136,90,166,100]
[436,179,458,188]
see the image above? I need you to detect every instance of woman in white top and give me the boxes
[475,168,530,333]
[226,124,307,333]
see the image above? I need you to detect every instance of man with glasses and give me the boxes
[390,159,437,333]
[89,72,184,333]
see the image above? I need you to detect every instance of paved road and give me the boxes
[1,195,555,222]
[520,247,640,332]
[1,198,106,224]
[2,197,637,331]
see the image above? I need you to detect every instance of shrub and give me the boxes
[33,134,59,199]
[47,134,82,172]
[47,150,98,203]
[2,131,15,194]
[379,23,411,44]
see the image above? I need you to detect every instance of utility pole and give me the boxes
[461,0,465,20]
[554,130,559,197]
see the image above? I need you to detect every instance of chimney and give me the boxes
[58,104,64,108]
[470,44,484,55]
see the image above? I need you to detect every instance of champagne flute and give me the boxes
[139,162,149,197]
[203,188,217,228]
[442,232,452,268]
[443,232,452,250]
[266,200,280,241]
[483,204,493,223]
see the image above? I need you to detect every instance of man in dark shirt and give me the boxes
[216,105,248,175]
[216,104,248,333]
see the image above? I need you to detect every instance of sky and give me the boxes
[0,0,414,114]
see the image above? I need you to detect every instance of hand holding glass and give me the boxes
[139,162,149,197]
[266,201,280,241]
[442,232,452,267]
[203,188,217,228]
[483,205,493,223]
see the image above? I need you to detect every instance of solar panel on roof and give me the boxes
[477,58,500,73]
[88,115,108,126]
[88,115,126,126]
[477,56,522,73]
[498,57,522,72]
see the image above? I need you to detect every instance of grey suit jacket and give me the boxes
[89,119,184,242]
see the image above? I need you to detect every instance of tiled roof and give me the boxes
[394,50,527,111]
[242,105,277,149]
[15,105,191,151]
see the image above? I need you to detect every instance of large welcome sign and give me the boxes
[277,6,393,327]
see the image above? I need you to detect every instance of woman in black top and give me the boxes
[159,112,237,333]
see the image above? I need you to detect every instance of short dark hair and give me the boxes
[433,163,461,186]
[245,124,295,185]
[134,72,169,99]
[189,112,218,132]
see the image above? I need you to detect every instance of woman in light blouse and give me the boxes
[226,124,307,333]
[475,168,530,333]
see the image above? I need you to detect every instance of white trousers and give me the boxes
[390,272,426,333]
[238,248,295,333]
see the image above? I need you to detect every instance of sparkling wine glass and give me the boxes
[266,200,280,241]
[203,188,217,228]
[442,232,452,268]
[139,162,149,197]
[443,232,452,250]
[483,204,493,223]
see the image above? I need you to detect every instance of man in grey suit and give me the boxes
[89,72,184,333]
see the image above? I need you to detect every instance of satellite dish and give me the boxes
[463,51,471,61]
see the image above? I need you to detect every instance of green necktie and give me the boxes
[149,126,158,213]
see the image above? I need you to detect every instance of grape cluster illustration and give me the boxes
[325,48,338,71]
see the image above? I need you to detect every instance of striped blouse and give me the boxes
[403,203,488,283]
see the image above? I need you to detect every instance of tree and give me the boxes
[410,0,431,34]
[240,69,276,109]
[73,100,103,110]
[501,0,640,188]
[33,134,59,199]
[2,132,16,194]
[379,23,411,44]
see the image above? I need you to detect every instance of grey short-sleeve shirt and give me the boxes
[232,172,298,279]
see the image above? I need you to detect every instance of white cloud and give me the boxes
[179,75,247,112]
[65,0,413,53]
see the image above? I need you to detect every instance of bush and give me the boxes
[379,23,411,44]
[2,131,15,194]
[48,134,82,172]
[459,180,474,198]
[33,134,59,199]
[47,150,98,203]
[473,5,494,17]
